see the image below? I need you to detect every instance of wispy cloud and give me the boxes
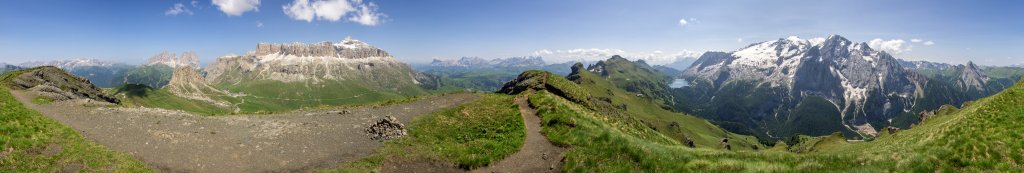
[282,0,385,25]
[911,38,935,46]
[165,3,194,16]
[212,0,260,16]
[256,21,264,27]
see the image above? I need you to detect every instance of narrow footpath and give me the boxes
[471,94,566,173]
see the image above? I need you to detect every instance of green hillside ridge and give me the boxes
[588,56,676,106]
[499,67,763,150]
[524,70,1024,171]
[0,68,150,172]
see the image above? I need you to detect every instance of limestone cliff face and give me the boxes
[146,51,200,68]
[204,37,421,90]
[166,66,232,108]
[955,61,989,91]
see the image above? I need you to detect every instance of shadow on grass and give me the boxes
[114,84,153,98]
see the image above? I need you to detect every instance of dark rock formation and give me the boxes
[5,67,119,103]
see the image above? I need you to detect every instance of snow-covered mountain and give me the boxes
[678,35,1011,140]
[682,35,925,138]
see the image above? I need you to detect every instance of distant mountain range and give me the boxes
[676,35,1023,141]
[413,56,586,91]
[428,56,546,68]
[1,63,22,74]
[17,59,133,88]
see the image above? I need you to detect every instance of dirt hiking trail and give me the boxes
[13,91,478,172]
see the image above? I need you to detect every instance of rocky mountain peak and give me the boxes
[146,51,200,68]
[166,66,232,108]
[957,61,989,91]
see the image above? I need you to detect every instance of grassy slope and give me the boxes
[530,91,850,172]
[558,69,763,149]
[819,78,1024,171]
[327,94,524,172]
[0,69,150,172]
[596,57,675,106]
[530,76,1024,171]
[112,84,234,115]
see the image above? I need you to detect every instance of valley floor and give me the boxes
[11,91,478,172]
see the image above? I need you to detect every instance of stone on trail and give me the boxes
[365,115,408,141]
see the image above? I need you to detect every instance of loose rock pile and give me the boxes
[365,116,407,141]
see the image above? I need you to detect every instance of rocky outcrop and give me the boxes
[365,116,407,141]
[720,138,731,150]
[885,126,900,135]
[4,67,119,103]
[166,66,232,108]
[18,59,132,88]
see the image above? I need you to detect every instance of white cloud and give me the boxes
[910,39,923,43]
[532,48,702,65]
[165,3,194,16]
[282,0,385,25]
[923,41,935,46]
[678,18,689,27]
[212,0,260,16]
[348,2,384,25]
[869,38,912,54]
[191,0,200,7]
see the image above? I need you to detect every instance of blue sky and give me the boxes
[1,0,1022,66]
